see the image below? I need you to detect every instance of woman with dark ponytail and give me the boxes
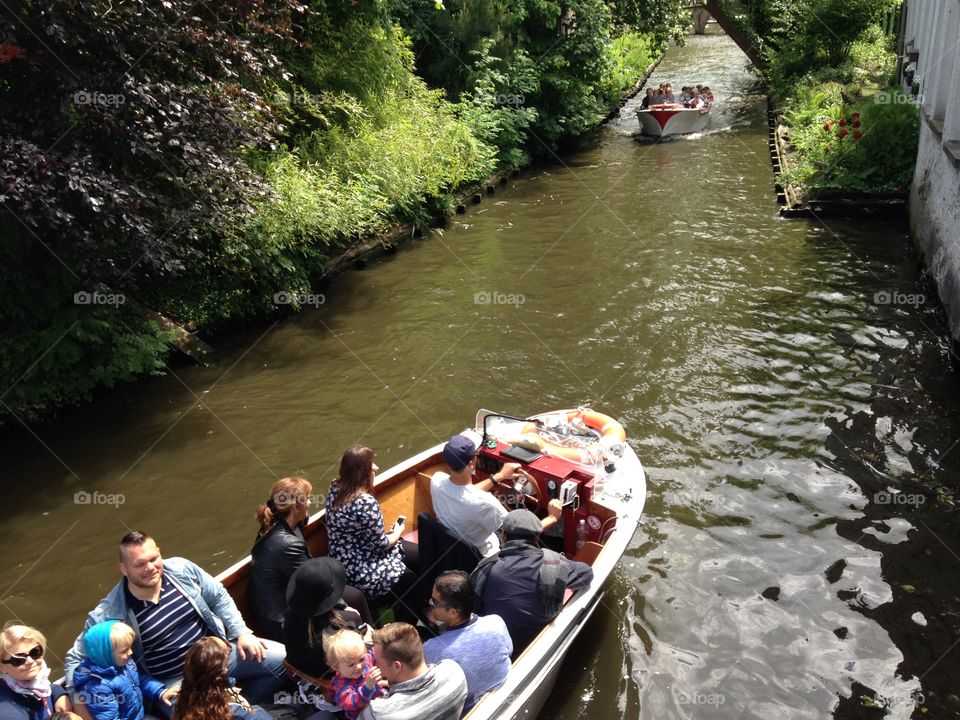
[248,477,372,641]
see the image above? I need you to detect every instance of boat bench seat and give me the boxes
[414,511,482,602]
[415,471,436,518]
[399,470,441,544]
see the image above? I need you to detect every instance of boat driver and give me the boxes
[431,435,562,558]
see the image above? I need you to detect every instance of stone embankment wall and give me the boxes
[902,0,960,343]
[911,124,960,344]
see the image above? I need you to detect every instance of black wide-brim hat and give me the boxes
[286,557,347,618]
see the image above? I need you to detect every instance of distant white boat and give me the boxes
[636,102,711,137]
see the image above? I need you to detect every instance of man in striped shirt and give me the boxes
[64,531,285,710]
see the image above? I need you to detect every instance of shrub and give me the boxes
[781,90,918,194]
[605,32,656,95]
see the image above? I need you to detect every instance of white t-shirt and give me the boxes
[430,471,508,557]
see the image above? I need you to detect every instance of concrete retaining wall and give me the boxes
[910,121,960,343]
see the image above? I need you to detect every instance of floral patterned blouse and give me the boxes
[325,482,406,597]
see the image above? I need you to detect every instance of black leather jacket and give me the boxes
[248,519,309,624]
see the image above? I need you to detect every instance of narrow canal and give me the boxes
[2,28,959,720]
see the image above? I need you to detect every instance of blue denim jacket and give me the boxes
[63,557,252,688]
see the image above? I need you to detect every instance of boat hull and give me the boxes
[636,104,711,137]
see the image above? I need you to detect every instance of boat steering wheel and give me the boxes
[491,471,544,513]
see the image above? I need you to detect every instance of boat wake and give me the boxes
[629,124,733,143]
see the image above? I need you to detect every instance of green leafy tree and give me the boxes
[606,0,689,47]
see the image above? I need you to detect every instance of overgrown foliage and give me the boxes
[1,0,295,415]
[737,0,900,91]
[1,0,671,416]
[605,32,657,99]
[607,0,689,47]
[780,84,918,194]
[735,0,913,198]
[391,0,664,155]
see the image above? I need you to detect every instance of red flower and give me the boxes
[839,118,847,127]
[852,119,861,128]
[823,123,831,131]
[838,128,849,138]
[853,130,863,140]
[852,111,861,119]
[0,43,26,64]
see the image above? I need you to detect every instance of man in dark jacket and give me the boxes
[470,510,593,656]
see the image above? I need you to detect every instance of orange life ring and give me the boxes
[567,409,626,444]
[516,410,625,463]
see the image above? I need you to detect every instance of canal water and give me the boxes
[2,28,959,720]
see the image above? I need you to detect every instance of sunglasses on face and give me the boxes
[2,645,43,667]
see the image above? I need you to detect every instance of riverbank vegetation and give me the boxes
[0,0,683,416]
[738,0,917,197]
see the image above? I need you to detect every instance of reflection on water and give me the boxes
[2,28,959,720]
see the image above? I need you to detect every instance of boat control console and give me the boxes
[475,438,615,556]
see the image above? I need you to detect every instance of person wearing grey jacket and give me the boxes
[361,623,466,720]
[63,531,284,708]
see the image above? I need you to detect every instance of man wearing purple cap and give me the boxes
[430,435,562,557]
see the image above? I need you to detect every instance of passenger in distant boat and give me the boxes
[326,446,420,625]
[172,637,271,720]
[640,88,655,109]
[422,571,512,712]
[62,532,285,708]
[0,624,73,720]
[471,509,593,657]
[660,83,676,103]
[283,557,370,678]
[359,623,467,720]
[431,434,562,558]
[248,477,371,642]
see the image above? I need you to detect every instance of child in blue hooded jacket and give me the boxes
[73,621,177,720]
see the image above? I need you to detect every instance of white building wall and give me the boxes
[908,0,960,342]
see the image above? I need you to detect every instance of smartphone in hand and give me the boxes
[394,514,407,529]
